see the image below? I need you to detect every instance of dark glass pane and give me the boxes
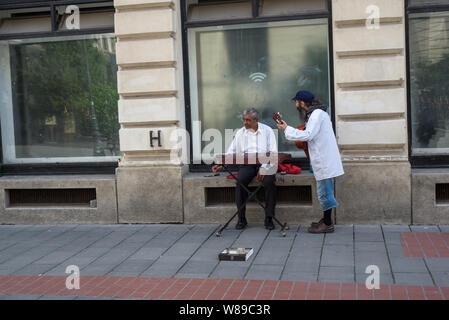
[188,19,330,160]
[0,3,113,36]
[0,7,52,35]
[0,34,120,163]
[409,0,449,7]
[260,0,328,17]
[409,11,449,155]
[54,4,114,31]
[187,0,252,21]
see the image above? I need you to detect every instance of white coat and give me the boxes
[284,109,344,181]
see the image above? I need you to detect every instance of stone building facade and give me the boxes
[0,0,448,225]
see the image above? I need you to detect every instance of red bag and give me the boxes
[277,164,301,174]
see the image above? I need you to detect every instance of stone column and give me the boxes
[114,0,186,223]
[332,0,411,223]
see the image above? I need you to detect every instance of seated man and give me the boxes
[212,108,278,230]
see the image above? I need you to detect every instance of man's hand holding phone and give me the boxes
[274,112,287,130]
[277,120,287,131]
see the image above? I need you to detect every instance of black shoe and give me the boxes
[235,217,248,230]
[264,217,275,230]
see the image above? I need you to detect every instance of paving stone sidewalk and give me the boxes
[0,223,448,300]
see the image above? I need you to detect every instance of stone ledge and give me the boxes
[0,175,117,224]
[183,171,316,186]
[412,168,449,175]
[334,17,402,28]
[183,172,322,224]
[338,113,405,121]
[0,174,115,182]
[336,48,403,58]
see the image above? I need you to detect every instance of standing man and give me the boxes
[277,91,344,233]
[212,108,278,230]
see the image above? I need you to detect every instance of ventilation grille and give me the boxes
[206,186,312,206]
[436,184,449,203]
[7,189,97,207]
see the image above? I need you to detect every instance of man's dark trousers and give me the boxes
[235,165,276,219]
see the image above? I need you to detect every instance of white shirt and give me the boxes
[227,122,278,170]
[284,109,344,181]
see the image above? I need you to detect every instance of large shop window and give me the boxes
[185,0,331,163]
[409,8,449,156]
[0,2,119,165]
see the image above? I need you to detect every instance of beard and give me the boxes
[297,108,306,123]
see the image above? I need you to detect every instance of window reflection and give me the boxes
[188,19,330,161]
[0,34,120,163]
[409,11,449,155]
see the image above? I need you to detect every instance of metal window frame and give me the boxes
[407,0,449,13]
[181,0,334,172]
[0,0,114,40]
[0,0,112,9]
[0,0,117,175]
[405,0,449,168]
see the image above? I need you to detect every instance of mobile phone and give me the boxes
[273,112,282,124]
[204,173,220,177]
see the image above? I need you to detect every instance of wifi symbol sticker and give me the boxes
[249,72,267,83]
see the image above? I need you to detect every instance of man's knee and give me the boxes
[237,176,253,187]
[237,167,257,186]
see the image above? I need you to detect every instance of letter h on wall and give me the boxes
[150,130,162,147]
